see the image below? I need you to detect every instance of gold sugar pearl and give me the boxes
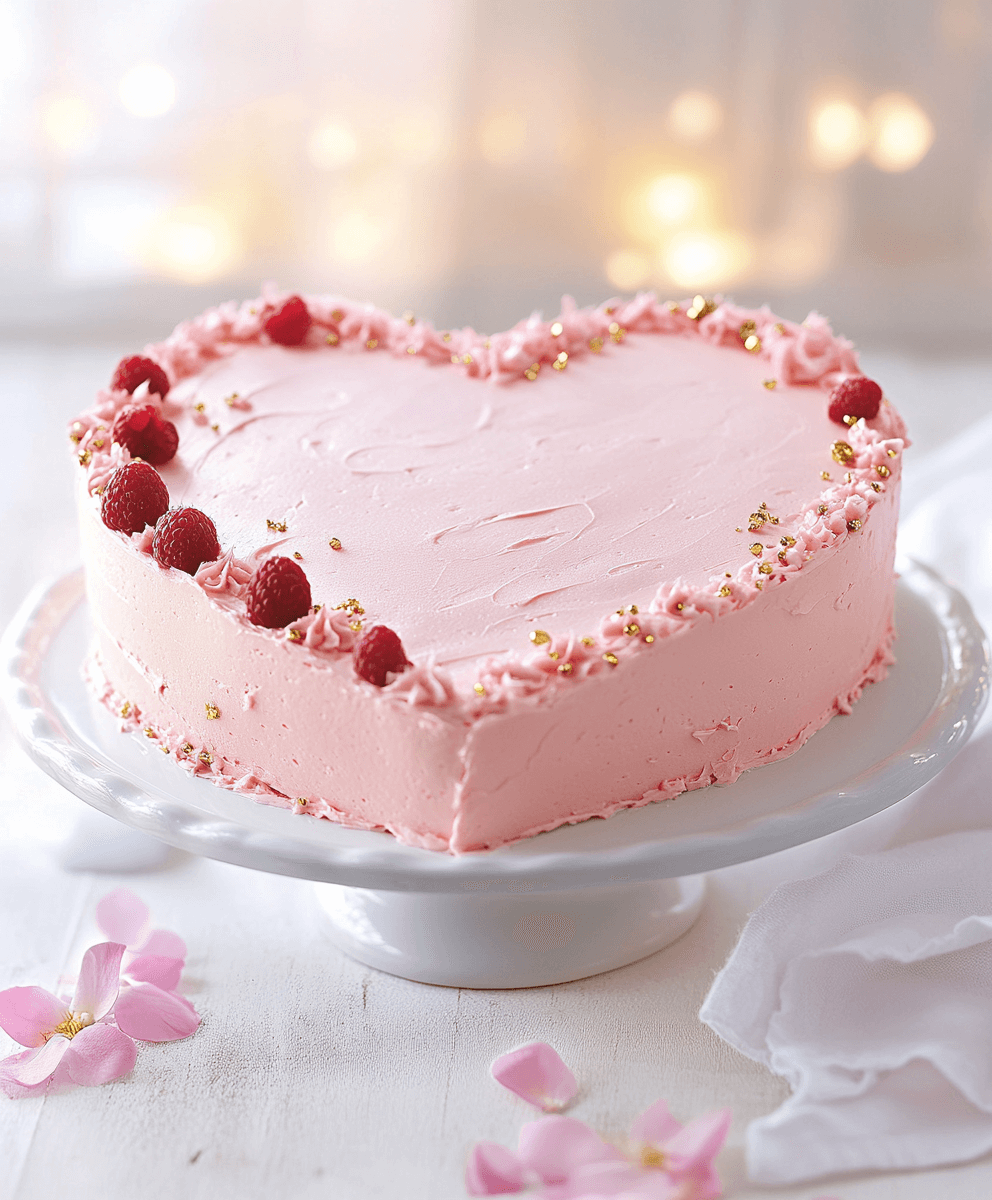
[296,797,308,806]
[462,354,473,365]
[329,537,342,550]
[876,464,891,478]
[762,379,777,390]
[199,751,213,764]
[548,650,559,660]
[603,652,619,666]
[821,471,831,480]
[847,518,863,532]
[348,620,362,632]
[366,338,379,350]
[224,393,239,406]
[871,481,883,492]
[589,336,604,353]
[780,535,796,547]
[524,363,540,381]
[473,682,485,695]
[718,585,731,597]
[193,402,205,413]
[78,450,92,466]
[557,662,573,675]
[758,562,773,575]
[550,321,563,337]
[205,703,220,720]
[580,636,595,646]
[644,634,655,643]
[750,543,763,557]
[331,309,344,322]
[144,727,156,738]
[552,352,568,371]
[887,448,898,457]
[181,742,194,755]
[267,519,287,532]
[675,602,684,611]
[293,551,303,560]
[326,333,339,346]
[817,503,829,514]
[629,604,638,614]
[831,441,855,466]
[623,623,639,636]
[403,311,416,326]
[744,334,761,353]
[288,629,303,642]
[529,629,551,645]
[120,701,131,718]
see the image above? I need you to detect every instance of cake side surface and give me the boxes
[71,291,906,853]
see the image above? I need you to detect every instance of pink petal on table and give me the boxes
[0,986,68,1047]
[71,942,125,1021]
[549,1159,680,1200]
[664,1108,732,1198]
[114,982,200,1042]
[465,1142,525,1196]
[491,1042,578,1112]
[1,1046,63,1099]
[136,929,186,961]
[518,1115,621,1186]
[96,888,150,947]
[629,1099,683,1150]
[0,1035,69,1088]
[125,954,183,991]
[63,1022,137,1086]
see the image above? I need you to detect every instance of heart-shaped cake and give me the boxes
[71,291,906,852]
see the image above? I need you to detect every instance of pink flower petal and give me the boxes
[518,1115,621,1185]
[136,929,187,961]
[0,987,68,1047]
[629,1099,683,1150]
[125,954,183,991]
[96,888,150,947]
[114,982,200,1042]
[550,1159,680,1200]
[71,942,125,1021]
[0,1035,69,1088]
[63,1023,137,1086]
[465,1142,525,1196]
[664,1108,732,1198]
[491,1042,578,1112]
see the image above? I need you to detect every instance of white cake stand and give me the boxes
[1,560,987,988]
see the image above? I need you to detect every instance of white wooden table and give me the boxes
[2,343,991,1200]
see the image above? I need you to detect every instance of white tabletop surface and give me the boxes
[2,341,991,1200]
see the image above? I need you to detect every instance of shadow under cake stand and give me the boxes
[2,559,987,988]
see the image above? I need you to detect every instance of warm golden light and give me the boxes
[809,99,867,170]
[307,120,359,170]
[478,110,527,165]
[668,91,723,142]
[41,93,97,155]
[330,210,387,264]
[605,249,651,292]
[392,112,447,165]
[143,206,238,283]
[662,230,752,290]
[118,64,176,119]
[645,173,703,226]
[867,93,934,172]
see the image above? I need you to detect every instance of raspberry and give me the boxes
[245,556,312,628]
[101,461,170,535]
[152,507,220,575]
[111,355,170,399]
[828,377,882,426]
[111,404,180,466]
[354,625,411,687]
[264,296,312,346]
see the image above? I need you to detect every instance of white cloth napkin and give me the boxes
[700,413,992,1185]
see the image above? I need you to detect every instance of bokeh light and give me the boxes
[477,110,527,165]
[41,93,98,156]
[604,249,651,292]
[668,90,723,142]
[330,210,388,264]
[307,119,359,170]
[809,99,867,170]
[662,229,752,291]
[118,64,176,119]
[868,92,934,172]
[142,205,238,282]
[645,173,704,226]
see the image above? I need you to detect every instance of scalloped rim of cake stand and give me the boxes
[1,559,987,895]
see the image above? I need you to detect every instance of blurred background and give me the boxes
[1,0,991,622]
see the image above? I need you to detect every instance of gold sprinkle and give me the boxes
[181,742,194,755]
[818,503,829,514]
[329,537,342,550]
[331,308,344,322]
[725,571,732,577]
[687,295,716,320]
[843,414,858,426]
[473,682,485,695]
[821,470,831,480]
[739,319,757,337]
[403,310,416,326]
[288,629,303,642]
[326,332,339,346]
[718,585,732,597]
[293,551,303,560]
[224,393,239,406]
[557,662,573,675]
[120,701,131,718]
[249,306,257,314]
[629,604,639,614]
[552,351,568,371]
[193,402,205,413]
[744,334,761,353]
[529,629,551,645]
[406,346,416,354]
[847,518,863,532]
[675,602,684,611]
[205,703,220,719]
[312,604,322,612]
[143,727,156,738]
[550,321,564,337]
[462,353,473,365]
[750,543,763,557]
[755,580,764,589]
[199,751,213,764]
[266,519,287,532]
[161,744,170,754]
[548,650,559,660]
[623,623,640,636]
[94,485,105,495]
[616,608,625,616]
[876,464,891,478]
[887,448,898,457]
[871,481,883,492]
[366,338,378,350]
[589,336,604,353]
[296,797,308,806]
[780,535,796,547]
[70,432,82,445]
[610,326,626,343]
[92,437,105,450]
[762,379,777,390]
[778,549,788,562]
[759,562,773,574]
[450,354,460,365]
[335,599,365,614]
[349,620,362,632]
[774,322,784,333]
[644,634,655,643]
[580,636,595,646]
[845,471,853,483]
[748,512,765,531]
[78,450,92,466]
[442,332,451,342]
[666,300,680,312]
[211,423,219,432]
[831,441,855,465]
[603,652,619,666]
[524,362,540,381]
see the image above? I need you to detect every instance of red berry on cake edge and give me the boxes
[111,355,171,400]
[828,376,882,426]
[111,403,180,466]
[101,461,170,535]
[264,296,312,347]
[153,507,221,575]
[354,625,412,688]
[245,556,312,628]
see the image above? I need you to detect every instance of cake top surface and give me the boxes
[73,290,907,702]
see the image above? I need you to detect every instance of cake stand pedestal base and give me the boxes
[314,875,707,988]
